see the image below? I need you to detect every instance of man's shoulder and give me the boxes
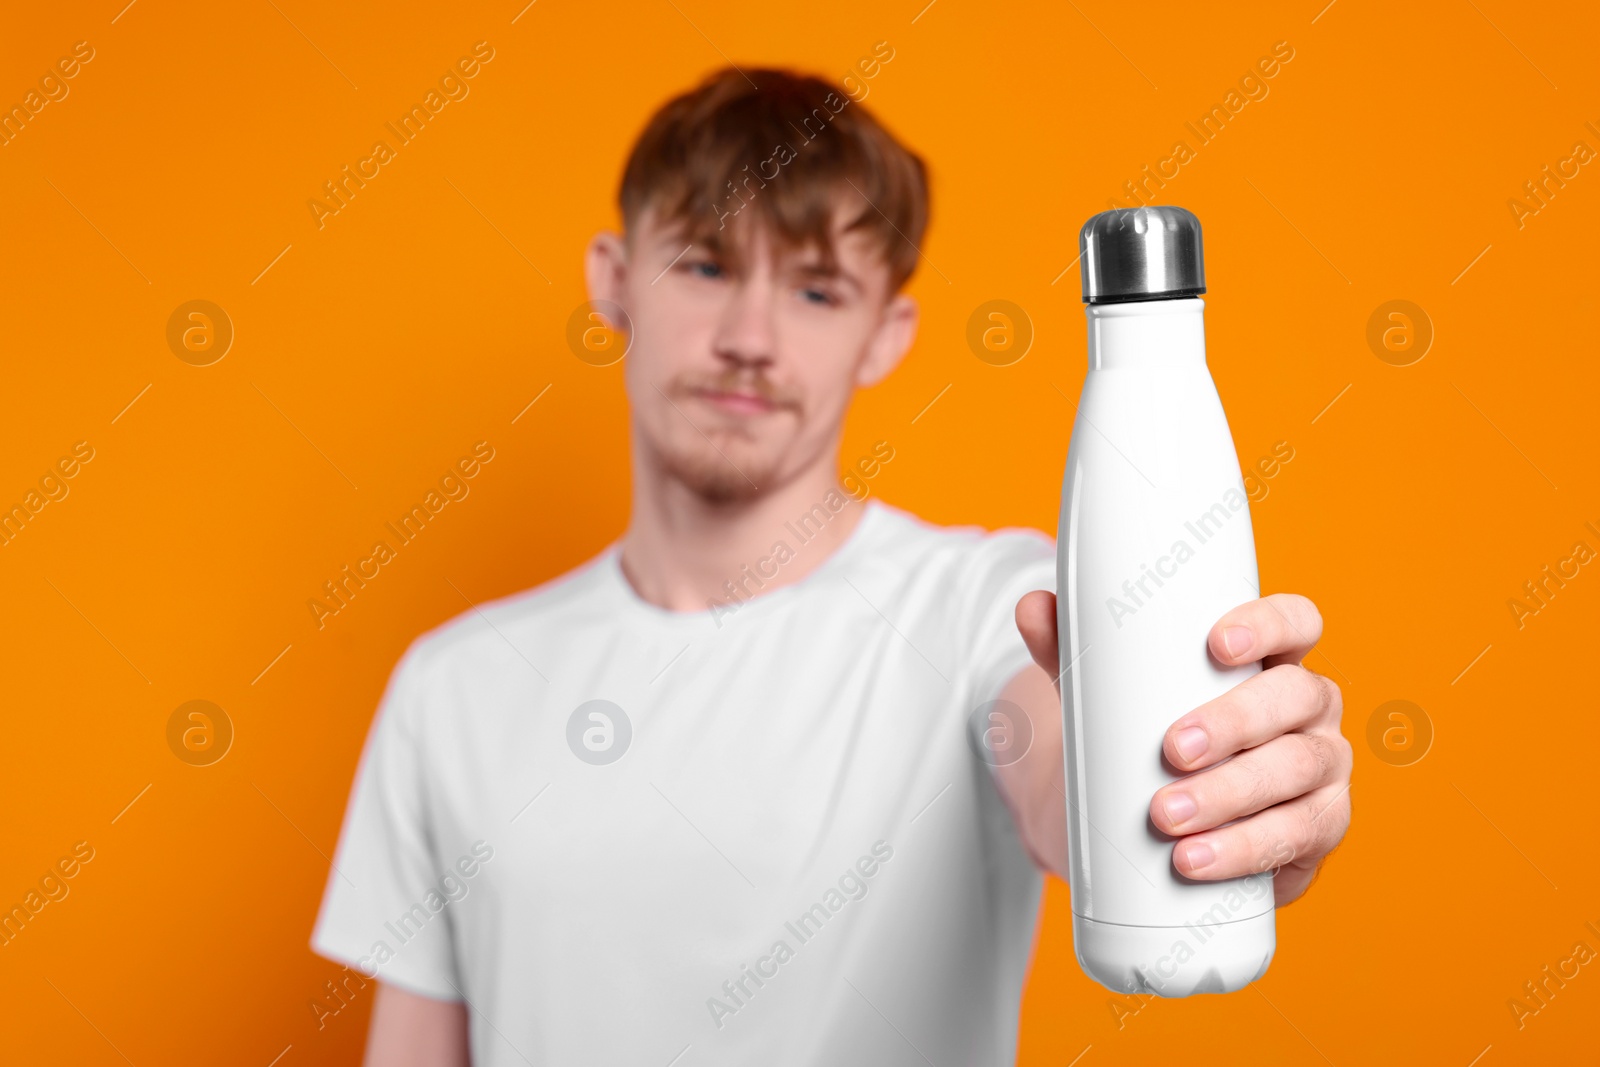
[863,500,1055,571]
[399,546,618,679]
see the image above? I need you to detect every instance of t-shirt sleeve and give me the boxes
[959,526,1058,709]
[309,646,463,1001]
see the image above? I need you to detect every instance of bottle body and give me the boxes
[1056,297,1276,996]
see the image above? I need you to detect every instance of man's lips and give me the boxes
[688,387,784,416]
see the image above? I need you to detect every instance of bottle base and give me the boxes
[1073,911,1275,997]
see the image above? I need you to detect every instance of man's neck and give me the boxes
[618,452,867,614]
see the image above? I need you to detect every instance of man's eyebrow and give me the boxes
[652,229,705,255]
[792,261,862,293]
[673,228,738,260]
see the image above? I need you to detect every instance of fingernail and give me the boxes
[1163,791,1197,825]
[1174,726,1208,763]
[1182,840,1215,871]
[1222,625,1253,659]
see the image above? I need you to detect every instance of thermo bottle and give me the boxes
[1056,206,1275,996]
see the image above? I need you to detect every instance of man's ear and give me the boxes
[585,230,629,304]
[856,293,918,388]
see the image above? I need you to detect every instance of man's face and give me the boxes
[588,200,916,503]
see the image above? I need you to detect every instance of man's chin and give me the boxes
[659,448,776,504]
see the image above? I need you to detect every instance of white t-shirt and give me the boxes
[311,498,1058,1066]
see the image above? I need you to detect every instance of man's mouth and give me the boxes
[688,387,783,416]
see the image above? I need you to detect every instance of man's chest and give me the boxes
[419,610,971,909]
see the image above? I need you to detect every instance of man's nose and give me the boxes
[712,276,777,370]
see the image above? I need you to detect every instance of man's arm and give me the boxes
[363,982,470,1067]
[990,660,1071,878]
[995,589,1352,906]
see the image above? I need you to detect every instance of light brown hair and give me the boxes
[618,67,929,292]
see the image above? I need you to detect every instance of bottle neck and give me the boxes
[1085,297,1206,370]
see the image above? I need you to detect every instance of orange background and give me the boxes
[2,1,1596,1064]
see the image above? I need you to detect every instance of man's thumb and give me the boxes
[1014,590,1060,688]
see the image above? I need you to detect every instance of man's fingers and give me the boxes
[1152,728,1351,836]
[1014,590,1059,686]
[1168,778,1352,883]
[1207,592,1324,669]
[1162,663,1343,772]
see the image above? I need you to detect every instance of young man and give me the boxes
[311,67,1352,1065]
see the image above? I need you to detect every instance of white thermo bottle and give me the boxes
[1056,206,1275,996]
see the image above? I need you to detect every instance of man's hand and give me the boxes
[1002,590,1351,906]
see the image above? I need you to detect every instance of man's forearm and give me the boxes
[364,982,471,1067]
[992,662,1071,880]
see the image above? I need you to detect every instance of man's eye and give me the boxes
[684,261,723,279]
[800,287,836,306]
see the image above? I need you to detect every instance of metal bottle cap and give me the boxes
[1079,206,1206,304]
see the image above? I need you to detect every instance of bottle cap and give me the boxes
[1079,206,1206,304]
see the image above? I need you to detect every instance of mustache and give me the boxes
[674,369,802,410]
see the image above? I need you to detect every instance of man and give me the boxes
[311,67,1352,1065]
